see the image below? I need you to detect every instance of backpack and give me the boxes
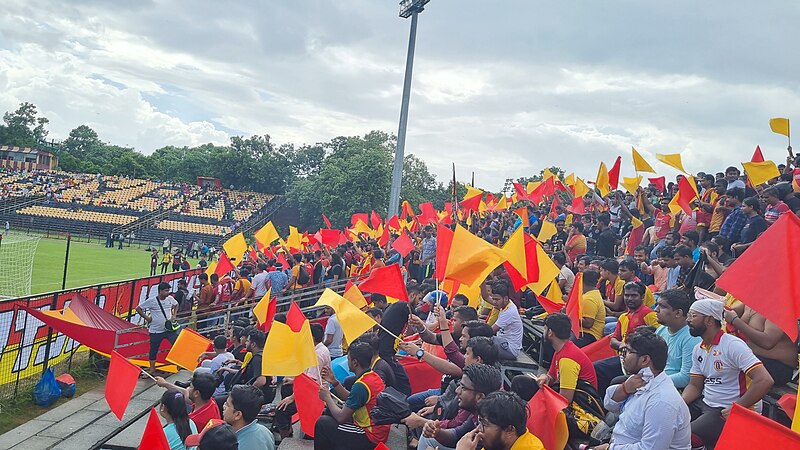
[297,264,310,285]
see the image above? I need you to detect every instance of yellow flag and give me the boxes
[252,288,272,325]
[742,160,781,186]
[502,228,527,279]
[352,220,372,235]
[443,225,509,287]
[222,232,247,263]
[631,147,656,173]
[262,320,318,376]
[656,153,687,173]
[205,261,218,278]
[537,220,557,243]
[166,329,212,371]
[464,184,483,200]
[494,195,508,211]
[574,178,591,198]
[564,173,575,186]
[769,118,790,138]
[620,176,643,195]
[542,168,557,180]
[526,242,561,295]
[315,289,377,343]
[287,226,302,250]
[793,355,800,432]
[254,221,279,249]
[343,283,368,309]
[526,181,540,193]
[595,162,610,197]
[543,278,564,306]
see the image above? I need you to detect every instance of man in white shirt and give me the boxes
[135,282,179,374]
[553,252,575,295]
[681,299,773,449]
[598,327,691,450]
[248,262,269,300]
[489,280,522,360]
[323,307,344,358]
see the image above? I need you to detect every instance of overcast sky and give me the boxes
[2,1,799,191]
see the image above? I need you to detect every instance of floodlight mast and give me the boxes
[388,0,431,217]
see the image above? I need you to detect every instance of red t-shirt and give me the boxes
[548,340,598,389]
[612,306,659,342]
[654,211,673,239]
[190,399,221,430]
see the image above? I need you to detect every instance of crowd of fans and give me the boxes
[131,154,800,449]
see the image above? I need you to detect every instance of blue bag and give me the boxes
[33,368,62,407]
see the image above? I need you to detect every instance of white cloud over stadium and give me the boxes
[1,0,799,190]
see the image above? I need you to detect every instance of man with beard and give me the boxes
[595,327,691,450]
[455,391,544,450]
[593,282,659,397]
[416,364,502,450]
[681,299,773,449]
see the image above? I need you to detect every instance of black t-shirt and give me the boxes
[242,351,275,404]
[313,261,325,284]
[596,228,617,258]
[325,264,343,281]
[585,226,600,255]
[740,215,768,244]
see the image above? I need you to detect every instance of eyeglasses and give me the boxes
[619,347,644,358]
[478,418,498,431]
[456,383,476,393]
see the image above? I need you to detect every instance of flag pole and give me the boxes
[375,321,402,341]
[140,368,158,382]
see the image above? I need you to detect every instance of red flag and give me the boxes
[459,194,482,212]
[580,335,617,362]
[513,207,529,229]
[320,229,341,248]
[549,197,559,220]
[537,295,566,314]
[105,351,141,420]
[294,373,324,438]
[527,385,569,450]
[391,231,415,258]
[607,156,622,190]
[567,196,585,215]
[401,200,416,219]
[434,223,455,281]
[674,176,698,215]
[321,213,333,229]
[648,176,666,193]
[503,232,541,290]
[370,210,382,229]
[248,247,258,263]
[716,213,800,341]
[386,215,401,230]
[418,202,438,225]
[138,407,170,450]
[778,393,796,420]
[513,182,530,202]
[285,301,306,333]
[214,252,235,277]
[625,217,645,256]
[564,273,583,338]
[358,263,408,301]
[751,145,765,162]
[260,296,278,332]
[716,403,800,449]
[277,252,290,270]
[373,444,391,450]
[378,225,390,247]
[529,178,555,204]
[351,213,369,227]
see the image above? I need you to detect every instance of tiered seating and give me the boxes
[184,199,225,221]
[156,220,228,236]
[17,205,137,225]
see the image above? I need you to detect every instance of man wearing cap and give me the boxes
[681,299,773,449]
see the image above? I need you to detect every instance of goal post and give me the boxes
[0,234,40,299]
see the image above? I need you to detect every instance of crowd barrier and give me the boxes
[0,269,203,399]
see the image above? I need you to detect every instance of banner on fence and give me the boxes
[0,270,202,393]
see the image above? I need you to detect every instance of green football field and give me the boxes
[28,238,202,295]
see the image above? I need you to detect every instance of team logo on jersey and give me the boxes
[697,355,704,363]
[713,360,724,372]
[712,350,722,357]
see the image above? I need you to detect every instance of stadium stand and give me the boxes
[0,167,279,246]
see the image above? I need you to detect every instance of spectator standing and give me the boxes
[149,249,159,276]
[135,282,179,374]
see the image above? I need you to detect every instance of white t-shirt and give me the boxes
[251,271,269,299]
[559,265,575,295]
[138,295,178,334]
[494,302,523,357]
[325,314,344,358]
[690,331,764,412]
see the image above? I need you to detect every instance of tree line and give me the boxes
[0,102,471,229]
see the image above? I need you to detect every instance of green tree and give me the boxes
[0,102,49,147]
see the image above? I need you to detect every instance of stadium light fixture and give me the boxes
[388,0,431,216]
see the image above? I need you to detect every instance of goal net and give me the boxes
[0,234,40,299]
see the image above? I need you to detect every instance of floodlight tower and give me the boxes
[388,0,431,216]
